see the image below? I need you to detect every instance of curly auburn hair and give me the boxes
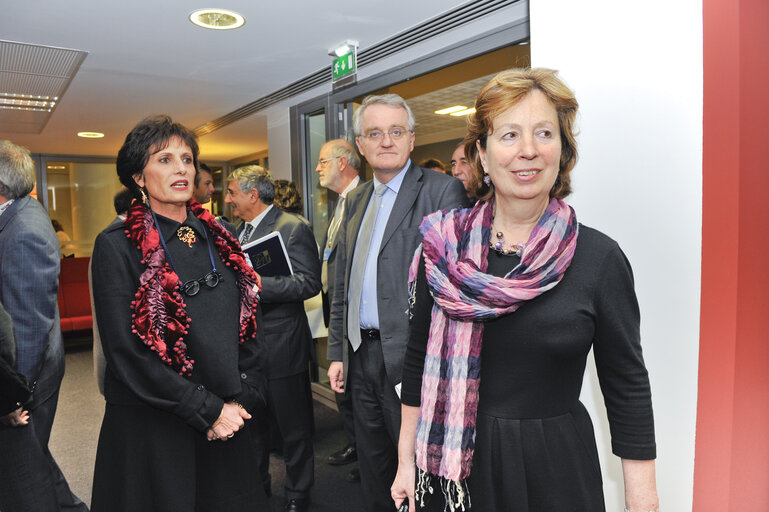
[464,68,579,201]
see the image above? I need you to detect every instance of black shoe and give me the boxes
[284,497,309,512]
[327,444,357,465]
[346,467,360,483]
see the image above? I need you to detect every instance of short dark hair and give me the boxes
[196,162,213,187]
[419,158,446,172]
[113,188,134,215]
[116,115,199,198]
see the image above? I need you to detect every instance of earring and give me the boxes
[483,173,491,186]
[140,188,148,204]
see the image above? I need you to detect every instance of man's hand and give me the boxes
[328,361,345,393]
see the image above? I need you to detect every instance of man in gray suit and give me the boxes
[226,165,321,512]
[316,139,362,481]
[0,140,88,511]
[326,95,469,511]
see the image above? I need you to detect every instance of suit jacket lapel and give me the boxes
[345,181,374,275]
[250,206,279,242]
[380,163,422,252]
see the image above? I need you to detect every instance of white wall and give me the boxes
[266,108,292,180]
[530,1,702,510]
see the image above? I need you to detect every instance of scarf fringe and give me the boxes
[416,469,471,512]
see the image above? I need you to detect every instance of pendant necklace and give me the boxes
[490,230,525,256]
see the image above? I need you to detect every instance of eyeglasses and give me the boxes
[318,156,339,167]
[181,271,222,296]
[360,127,411,142]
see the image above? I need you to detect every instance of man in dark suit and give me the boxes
[326,95,469,511]
[226,165,321,512]
[0,140,88,511]
[316,139,362,481]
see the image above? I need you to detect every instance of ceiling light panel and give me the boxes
[0,40,88,133]
[189,9,245,30]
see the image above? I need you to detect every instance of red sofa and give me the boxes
[57,256,93,332]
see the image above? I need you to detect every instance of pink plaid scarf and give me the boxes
[408,196,578,509]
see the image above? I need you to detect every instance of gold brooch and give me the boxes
[177,226,196,247]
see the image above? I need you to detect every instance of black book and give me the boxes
[241,231,293,277]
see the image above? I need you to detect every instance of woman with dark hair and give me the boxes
[391,69,658,511]
[90,115,268,511]
[273,179,304,215]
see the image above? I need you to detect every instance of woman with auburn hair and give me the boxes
[392,69,659,511]
[90,115,268,511]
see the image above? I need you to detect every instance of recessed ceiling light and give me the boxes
[77,132,104,138]
[450,108,476,117]
[189,9,245,30]
[435,106,468,115]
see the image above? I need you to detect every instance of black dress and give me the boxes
[402,225,656,511]
[91,211,268,512]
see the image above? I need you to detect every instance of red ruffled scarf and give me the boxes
[124,200,260,376]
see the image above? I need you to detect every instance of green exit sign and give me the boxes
[332,52,356,82]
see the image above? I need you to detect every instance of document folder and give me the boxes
[241,231,293,276]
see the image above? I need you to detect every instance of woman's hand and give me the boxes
[206,402,251,441]
[0,407,29,427]
[622,458,659,511]
[391,404,420,511]
[391,459,416,511]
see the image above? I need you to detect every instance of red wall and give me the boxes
[695,0,769,509]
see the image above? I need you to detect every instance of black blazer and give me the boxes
[239,207,321,379]
[327,162,469,388]
[92,214,267,432]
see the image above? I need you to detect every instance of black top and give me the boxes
[92,210,266,433]
[402,224,656,460]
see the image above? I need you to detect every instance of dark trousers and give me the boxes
[0,339,87,512]
[252,371,315,499]
[349,332,402,512]
[334,388,355,446]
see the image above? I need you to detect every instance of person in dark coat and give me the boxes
[392,69,659,512]
[0,139,88,512]
[226,165,321,512]
[90,115,268,512]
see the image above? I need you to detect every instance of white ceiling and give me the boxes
[0,1,467,162]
